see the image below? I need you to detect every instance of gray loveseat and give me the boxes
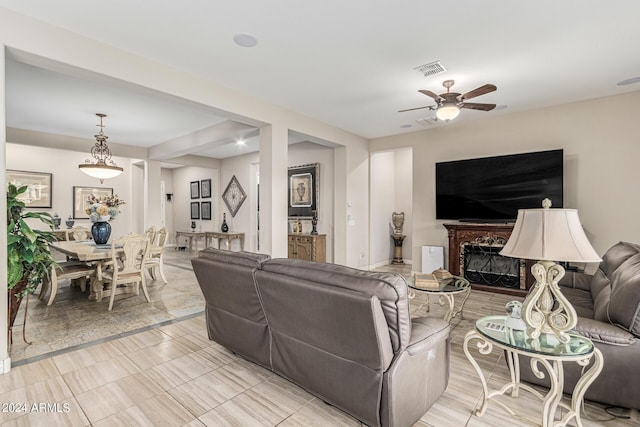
[520,241,640,410]
[191,248,451,427]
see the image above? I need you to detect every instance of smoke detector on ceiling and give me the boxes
[414,61,446,77]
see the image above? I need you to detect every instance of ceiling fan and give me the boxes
[399,80,497,121]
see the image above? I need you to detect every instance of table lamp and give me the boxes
[500,199,601,343]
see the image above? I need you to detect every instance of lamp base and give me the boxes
[522,260,577,343]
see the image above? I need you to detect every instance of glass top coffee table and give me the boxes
[464,315,603,427]
[406,275,471,322]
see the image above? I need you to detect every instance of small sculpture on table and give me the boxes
[391,212,406,264]
[190,221,196,231]
[52,213,61,230]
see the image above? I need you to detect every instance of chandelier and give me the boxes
[78,113,123,183]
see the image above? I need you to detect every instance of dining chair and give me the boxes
[66,226,91,241]
[39,261,96,305]
[144,226,157,246]
[145,226,169,283]
[101,233,151,311]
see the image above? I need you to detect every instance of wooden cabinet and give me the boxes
[288,234,326,262]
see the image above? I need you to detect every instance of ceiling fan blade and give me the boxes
[460,84,497,101]
[418,89,443,102]
[398,105,434,113]
[460,102,496,111]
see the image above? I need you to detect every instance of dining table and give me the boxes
[49,240,121,302]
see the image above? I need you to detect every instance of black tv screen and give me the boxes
[436,149,563,221]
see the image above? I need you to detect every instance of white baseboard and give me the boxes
[365,259,413,270]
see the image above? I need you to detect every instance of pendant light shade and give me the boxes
[79,113,123,183]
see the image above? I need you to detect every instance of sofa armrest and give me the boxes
[407,317,450,355]
[380,317,450,427]
[574,317,636,346]
[560,271,593,292]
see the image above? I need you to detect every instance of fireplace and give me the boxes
[444,223,534,296]
[462,241,524,289]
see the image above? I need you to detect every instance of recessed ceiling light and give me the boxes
[400,124,412,129]
[233,33,258,48]
[617,77,640,86]
[236,139,246,145]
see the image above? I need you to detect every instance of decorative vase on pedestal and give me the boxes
[221,213,229,232]
[91,220,111,244]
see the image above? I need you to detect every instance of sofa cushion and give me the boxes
[191,249,272,367]
[588,270,611,302]
[593,286,611,322]
[261,258,411,353]
[600,241,640,276]
[560,287,594,319]
[608,253,640,337]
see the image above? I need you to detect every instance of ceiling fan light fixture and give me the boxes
[78,113,123,183]
[436,103,460,121]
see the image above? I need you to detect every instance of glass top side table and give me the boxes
[464,315,603,427]
[406,275,471,322]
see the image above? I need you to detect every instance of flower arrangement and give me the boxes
[86,194,126,222]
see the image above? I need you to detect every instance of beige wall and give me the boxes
[6,143,134,238]
[371,90,640,265]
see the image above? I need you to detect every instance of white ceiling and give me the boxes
[2,1,640,160]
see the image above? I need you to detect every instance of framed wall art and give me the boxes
[288,163,319,218]
[191,202,200,219]
[73,186,113,219]
[201,179,212,198]
[190,181,200,199]
[222,175,247,217]
[201,201,212,220]
[7,170,53,208]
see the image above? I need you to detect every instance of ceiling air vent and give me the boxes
[416,117,439,127]
[414,61,446,77]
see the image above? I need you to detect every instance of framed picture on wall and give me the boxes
[201,179,212,198]
[201,201,212,220]
[190,181,200,199]
[288,163,319,218]
[191,202,200,219]
[73,186,113,219]
[7,170,53,208]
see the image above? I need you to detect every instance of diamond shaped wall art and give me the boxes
[222,175,247,217]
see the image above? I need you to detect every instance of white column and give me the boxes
[333,146,347,265]
[259,124,288,257]
[1,46,12,373]
[145,160,163,228]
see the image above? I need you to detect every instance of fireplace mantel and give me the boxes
[444,223,534,296]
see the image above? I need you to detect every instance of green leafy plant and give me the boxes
[7,183,56,298]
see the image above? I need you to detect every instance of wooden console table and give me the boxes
[444,223,534,296]
[206,231,245,251]
[175,231,207,254]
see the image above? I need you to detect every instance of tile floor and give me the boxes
[2,252,637,426]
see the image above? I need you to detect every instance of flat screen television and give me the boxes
[436,149,563,221]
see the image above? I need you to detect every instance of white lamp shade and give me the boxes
[500,207,602,263]
[436,105,460,121]
[79,163,123,180]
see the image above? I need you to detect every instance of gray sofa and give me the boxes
[520,241,640,410]
[191,248,451,427]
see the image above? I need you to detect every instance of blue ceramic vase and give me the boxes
[91,221,111,245]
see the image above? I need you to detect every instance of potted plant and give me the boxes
[7,183,57,330]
